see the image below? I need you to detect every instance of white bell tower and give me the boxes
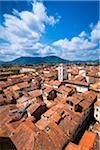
[58,64,64,82]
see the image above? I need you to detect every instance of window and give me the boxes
[70,101,73,106]
[45,116,49,120]
[45,126,50,132]
[66,101,69,104]
[96,114,98,118]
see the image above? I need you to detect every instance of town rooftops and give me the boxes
[56,85,76,94]
[10,122,36,150]
[64,79,89,87]
[68,70,79,76]
[85,91,97,103]
[65,131,97,150]
[90,82,100,93]
[0,105,21,137]
[0,71,14,76]
[75,75,86,82]
[10,121,58,150]
[66,95,81,105]
[27,103,41,115]
[44,87,54,93]
[79,131,96,149]
[87,71,99,77]
[0,81,8,89]
[11,84,20,91]
[17,95,30,103]
[28,89,42,98]
[65,91,97,112]
[44,122,67,150]
[45,80,62,87]
[17,82,29,89]
[95,100,100,106]
[65,142,81,150]
[8,74,24,79]
[93,123,100,132]
[44,80,61,87]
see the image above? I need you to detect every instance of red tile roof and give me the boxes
[75,75,86,82]
[28,90,42,98]
[44,87,54,93]
[27,103,40,115]
[79,131,96,149]
[93,123,100,132]
[65,131,97,150]
[95,100,100,106]
[65,142,81,150]
[64,79,89,87]
[10,122,36,150]
[44,122,67,150]
[90,82,100,93]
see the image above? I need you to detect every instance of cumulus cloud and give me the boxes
[52,24,99,60]
[0,1,59,61]
[91,21,100,42]
[0,1,99,61]
[79,31,87,38]
[52,36,96,51]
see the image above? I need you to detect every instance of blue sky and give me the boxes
[0,0,100,61]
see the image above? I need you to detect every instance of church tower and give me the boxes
[58,64,64,82]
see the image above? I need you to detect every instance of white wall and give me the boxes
[20,68,35,73]
[79,70,86,77]
[76,85,88,93]
[94,104,100,122]
[58,65,63,82]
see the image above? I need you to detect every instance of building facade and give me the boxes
[58,64,67,82]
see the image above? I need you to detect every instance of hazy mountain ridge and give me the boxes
[0,56,99,65]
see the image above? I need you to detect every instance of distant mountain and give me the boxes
[71,59,99,63]
[0,61,5,65]
[0,56,99,65]
[4,56,68,65]
[86,59,99,63]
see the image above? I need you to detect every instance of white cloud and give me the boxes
[91,21,100,42]
[79,31,87,38]
[0,2,59,61]
[52,36,96,51]
[51,21,99,58]
[0,1,99,61]
[52,28,99,60]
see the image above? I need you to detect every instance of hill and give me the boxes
[5,56,67,64]
[0,56,99,65]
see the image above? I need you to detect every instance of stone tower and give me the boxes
[58,64,64,82]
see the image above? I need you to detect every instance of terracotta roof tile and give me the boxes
[93,123,100,132]
[27,103,40,115]
[44,87,53,93]
[65,142,81,150]
[79,131,96,149]
[36,118,50,130]
[89,82,100,92]
[75,75,86,82]
[95,100,100,106]
[11,123,36,150]
[18,82,29,89]
[11,85,20,91]
[44,122,67,150]
[28,90,42,98]
[57,85,76,95]
[64,79,89,87]
[34,130,56,150]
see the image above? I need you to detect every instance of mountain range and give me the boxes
[0,56,99,65]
